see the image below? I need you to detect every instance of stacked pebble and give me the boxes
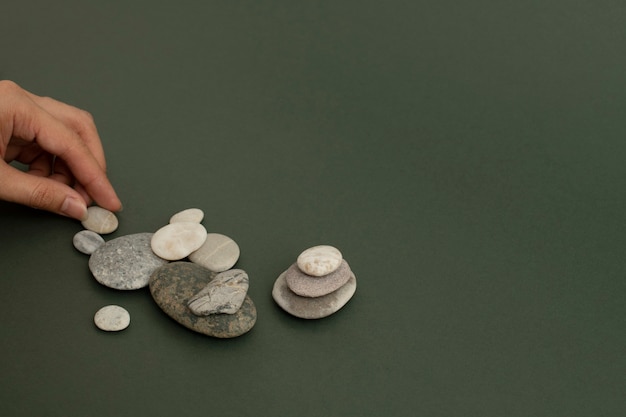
[73,206,255,338]
[272,245,357,319]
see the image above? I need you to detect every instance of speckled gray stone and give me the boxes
[188,233,240,272]
[94,305,130,331]
[149,262,256,338]
[188,269,249,315]
[81,206,119,234]
[89,233,168,290]
[73,230,105,255]
[272,270,356,319]
[285,260,352,298]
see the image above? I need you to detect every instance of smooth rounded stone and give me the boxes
[151,222,208,261]
[285,259,352,298]
[188,233,240,272]
[150,262,256,338]
[89,233,168,290]
[296,245,343,277]
[81,206,119,234]
[94,305,130,331]
[272,270,357,319]
[169,208,204,224]
[73,230,105,255]
[188,269,249,315]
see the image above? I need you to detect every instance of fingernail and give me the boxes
[61,196,88,221]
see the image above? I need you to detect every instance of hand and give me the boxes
[0,80,121,220]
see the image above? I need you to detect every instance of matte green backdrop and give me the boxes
[1,1,625,416]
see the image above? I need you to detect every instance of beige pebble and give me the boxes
[151,222,208,261]
[81,206,119,234]
[169,208,204,224]
[94,305,130,331]
[189,233,240,272]
[296,245,343,276]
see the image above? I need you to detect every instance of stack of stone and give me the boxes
[272,245,357,319]
[73,207,256,338]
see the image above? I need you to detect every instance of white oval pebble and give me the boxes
[94,305,130,331]
[189,233,240,272]
[81,206,119,234]
[151,222,208,261]
[72,230,105,255]
[169,208,204,224]
[297,245,343,277]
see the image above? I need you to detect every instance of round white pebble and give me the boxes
[297,245,343,276]
[94,305,130,331]
[151,222,208,261]
[169,208,204,224]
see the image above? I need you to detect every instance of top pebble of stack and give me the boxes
[297,245,343,276]
[81,206,119,234]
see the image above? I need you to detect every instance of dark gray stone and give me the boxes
[149,262,256,338]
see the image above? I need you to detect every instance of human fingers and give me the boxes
[7,85,121,212]
[0,161,88,220]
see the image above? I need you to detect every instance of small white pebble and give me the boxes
[169,208,204,224]
[81,206,119,234]
[94,305,130,331]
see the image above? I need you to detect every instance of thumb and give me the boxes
[0,163,88,220]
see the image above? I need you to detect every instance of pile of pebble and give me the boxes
[73,207,255,338]
[272,245,357,319]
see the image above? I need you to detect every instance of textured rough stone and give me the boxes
[272,270,356,319]
[285,260,352,297]
[297,245,343,276]
[73,230,105,255]
[94,305,130,331]
[89,233,168,290]
[188,233,239,272]
[81,206,119,234]
[188,269,249,315]
[169,208,204,224]
[149,262,256,338]
[151,222,207,261]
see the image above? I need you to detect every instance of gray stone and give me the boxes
[272,270,356,319]
[285,260,352,297]
[81,206,119,234]
[89,233,168,290]
[149,262,256,338]
[188,269,249,315]
[94,305,130,331]
[73,230,105,255]
[188,233,239,272]
[151,222,207,261]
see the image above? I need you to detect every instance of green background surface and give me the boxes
[1,1,625,416]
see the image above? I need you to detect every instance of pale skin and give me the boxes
[0,80,121,220]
